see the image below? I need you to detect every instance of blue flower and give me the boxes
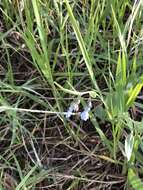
[66,99,80,119]
[80,110,89,121]
[66,110,73,119]
[80,100,92,121]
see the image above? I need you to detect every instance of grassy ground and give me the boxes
[1,0,143,189]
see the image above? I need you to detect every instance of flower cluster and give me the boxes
[66,99,92,121]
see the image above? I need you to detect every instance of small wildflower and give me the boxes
[66,110,73,119]
[80,99,92,121]
[66,99,80,119]
[80,110,89,121]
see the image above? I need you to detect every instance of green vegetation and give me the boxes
[0,0,143,189]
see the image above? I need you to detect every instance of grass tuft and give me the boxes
[1,0,143,189]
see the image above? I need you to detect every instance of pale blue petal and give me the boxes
[66,110,72,119]
[80,110,89,121]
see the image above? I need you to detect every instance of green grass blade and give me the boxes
[64,0,99,91]
[15,165,37,190]
[126,77,143,108]
[128,168,143,190]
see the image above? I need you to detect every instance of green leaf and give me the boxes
[126,79,143,108]
[125,132,134,161]
[128,168,143,190]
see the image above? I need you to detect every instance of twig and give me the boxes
[0,106,80,115]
